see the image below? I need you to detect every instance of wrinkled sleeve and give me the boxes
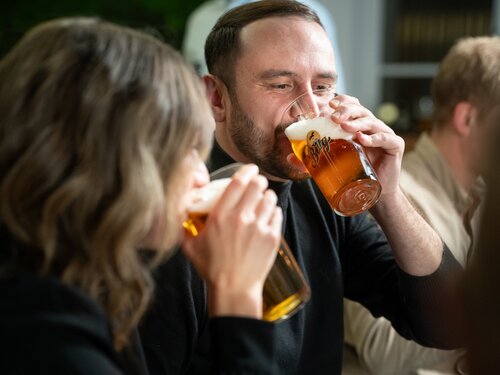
[396,247,463,347]
[344,298,462,374]
[342,213,463,350]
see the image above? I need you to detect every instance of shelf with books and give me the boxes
[379,0,494,135]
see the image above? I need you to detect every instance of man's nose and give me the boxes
[286,90,321,122]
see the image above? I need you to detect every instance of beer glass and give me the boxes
[283,89,382,216]
[183,163,310,322]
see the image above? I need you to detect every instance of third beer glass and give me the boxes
[283,89,381,216]
[183,163,310,322]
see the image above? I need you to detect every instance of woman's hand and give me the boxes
[182,164,283,318]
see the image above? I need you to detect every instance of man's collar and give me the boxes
[208,140,293,194]
[207,140,236,173]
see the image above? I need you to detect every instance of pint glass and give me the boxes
[183,163,310,322]
[284,90,382,216]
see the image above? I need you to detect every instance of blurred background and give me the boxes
[1,0,498,145]
[0,0,198,53]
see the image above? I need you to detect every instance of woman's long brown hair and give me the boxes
[0,18,213,349]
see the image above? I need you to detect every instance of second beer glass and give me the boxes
[183,163,310,322]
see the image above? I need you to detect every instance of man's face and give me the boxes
[224,16,337,180]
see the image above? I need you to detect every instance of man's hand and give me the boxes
[329,94,405,199]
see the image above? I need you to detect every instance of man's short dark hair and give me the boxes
[205,0,323,87]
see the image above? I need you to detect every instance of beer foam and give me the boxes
[188,178,231,213]
[284,117,353,141]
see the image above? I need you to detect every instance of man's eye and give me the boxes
[271,83,292,90]
[313,84,333,91]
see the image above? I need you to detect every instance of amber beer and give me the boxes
[285,117,381,216]
[183,178,230,237]
[183,178,310,322]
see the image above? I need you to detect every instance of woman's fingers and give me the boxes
[255,189,279,228]
[270,206,283,246]
[232,174,268,219]
[214,164,260,212]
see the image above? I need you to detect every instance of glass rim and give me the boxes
[282,88,338,124]
[209,162,244,180]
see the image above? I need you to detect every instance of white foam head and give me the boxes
[284,117,353,141]
[188,178,231,213]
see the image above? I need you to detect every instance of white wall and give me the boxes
[320,0,500,112]
[319,0,384,111]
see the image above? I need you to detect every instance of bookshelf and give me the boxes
[380,0,495,135]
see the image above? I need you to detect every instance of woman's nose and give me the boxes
[192,155,210,189]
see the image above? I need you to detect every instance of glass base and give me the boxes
[263,286,310,322]
[332,179,382,217]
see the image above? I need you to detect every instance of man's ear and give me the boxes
[453,101,477,137]
[204,74,228,123]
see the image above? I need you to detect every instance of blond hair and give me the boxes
[0,18,212,349]
[432,36,500,127]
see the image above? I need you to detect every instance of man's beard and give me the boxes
[228,92,309,181]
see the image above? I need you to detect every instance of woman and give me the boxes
[0,18,282,374]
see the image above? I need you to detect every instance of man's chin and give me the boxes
[286,168,311,182]
[277,155,311,181]
[260,160,309,182]
[286,153,308,172]
[283,153,309,179]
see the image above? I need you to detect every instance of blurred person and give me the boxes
[182,0,348,93]
[0,17,284,374]
[139,1,464,374]
[344,36,500,375]
[464,105,500,375]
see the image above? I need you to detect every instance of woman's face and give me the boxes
[174,149,211,228]
[142,149,210,252]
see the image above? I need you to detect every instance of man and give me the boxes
[182,0,348,93]
[344,36,500,375]
[139,2,462,374]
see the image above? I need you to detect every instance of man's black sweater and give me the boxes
[139,143,461,375]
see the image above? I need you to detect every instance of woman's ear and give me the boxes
[204,74,228,123]
[453,101,477,137]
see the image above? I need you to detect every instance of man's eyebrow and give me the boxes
[317,72,338,82]
[258,70,298,80]
[258,70,338,82]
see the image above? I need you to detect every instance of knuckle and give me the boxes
[230,177,245,190]
[209,211,224,229]
[239,211,256,226]
[256,175,268,188]
[256,221,268,233]
[264,189,278,204]
[378,119,395,134]
[378,133,388,143]
[249,175,267,191]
